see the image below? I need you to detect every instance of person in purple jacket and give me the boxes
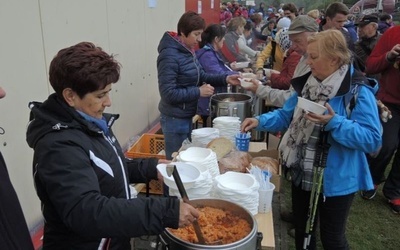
[195,24,239,125]
[378,13,394,34]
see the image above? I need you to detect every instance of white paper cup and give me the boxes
[258,183,275,213]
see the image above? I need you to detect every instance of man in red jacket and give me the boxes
[364,25,400,213]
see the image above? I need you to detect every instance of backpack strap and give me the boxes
[344,84,359,118]
[270,41,277,64]
[343,65,359,118]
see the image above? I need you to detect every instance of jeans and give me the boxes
[292,183,354,250]
[368,103,400,200]
[160,115,192,160]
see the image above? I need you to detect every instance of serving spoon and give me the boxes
[166,164,206,245]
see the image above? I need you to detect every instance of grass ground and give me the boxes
[282,165,400,249]
[346,186,399,249]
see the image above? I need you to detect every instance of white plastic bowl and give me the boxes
[297,97,327,115]
[191,127,219,136]
[216,172,257,190]
[239,78,253,88]
[235,61,250,69]
[156,162,201,190]
[241,73,257,79]
[179,147,213,162]
[213,116,241,123]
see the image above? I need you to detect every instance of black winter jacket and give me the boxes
[26,94,180,249]
[157,32,227,118]
[0,152,34,250]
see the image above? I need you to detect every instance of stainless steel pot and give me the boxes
[251,95,266,141]
[210,93,253,123]
[159,199,262,250]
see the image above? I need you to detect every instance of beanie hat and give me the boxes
[277,17,291,30]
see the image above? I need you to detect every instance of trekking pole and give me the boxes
[303,130,330,250]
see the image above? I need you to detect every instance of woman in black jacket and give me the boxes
[26,42,199,250]
[1,86,34,250]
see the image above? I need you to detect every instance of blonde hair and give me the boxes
[307,9,320,20]
[227,17,247,32]
[307,29,351,66]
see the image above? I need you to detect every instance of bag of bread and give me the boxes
[218,150,252,174]
[250,157,279,175]
[206,137,234,160]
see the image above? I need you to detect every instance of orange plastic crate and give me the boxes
[126,133,166,159]
[146,180,163,195]
[126,133,165,195]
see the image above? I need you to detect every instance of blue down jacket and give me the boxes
[255,67,382,197]
[157,32,228,118]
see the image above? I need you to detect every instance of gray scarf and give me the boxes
[279,64,348,190]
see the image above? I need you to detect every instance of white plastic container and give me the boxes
[297,97,327,115]
[156,162,200,190]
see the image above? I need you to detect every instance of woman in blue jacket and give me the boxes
[242,30,381,250]
[195,24,239,126]
[157,11,240,160]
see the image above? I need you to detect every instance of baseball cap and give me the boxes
[287,15,319,34]
[356,15,378,26]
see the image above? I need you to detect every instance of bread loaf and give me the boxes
[206,137,234,160]
[250,157,279,174]
[218,151,252,174]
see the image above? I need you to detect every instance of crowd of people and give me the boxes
[216,1,400,249]
[219,1,395,54]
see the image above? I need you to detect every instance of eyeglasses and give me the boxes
[284,12,292,16]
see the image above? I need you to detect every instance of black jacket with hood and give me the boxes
[26,94,179,249]
[0,151,34,250]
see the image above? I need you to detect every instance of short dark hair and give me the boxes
[49,42,120,98]
[199,24,226,48]
[177,11,206,37]
[244,21,253,31]
[282,3,298,15]
[325,2,349,19]
[380,13,392,21]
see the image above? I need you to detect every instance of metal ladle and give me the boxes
[166,164,206,245]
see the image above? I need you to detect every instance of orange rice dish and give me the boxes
[169,206,251,245]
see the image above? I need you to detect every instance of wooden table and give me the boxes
[255,212,275,249]
[250,141,276,249]
[131,139,278,249]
